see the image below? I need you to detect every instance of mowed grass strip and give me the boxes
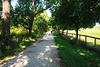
[53,32,100,67]
[68,26,100,46]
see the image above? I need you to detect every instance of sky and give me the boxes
[96,23,100,26]
[11,0,18,8]
[11,0,51,17]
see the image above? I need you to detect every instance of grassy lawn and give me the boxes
[53,32,100,67]
[68,26,100,37]
[68,26,100,47]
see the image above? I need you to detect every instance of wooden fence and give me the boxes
[65,33,100,47]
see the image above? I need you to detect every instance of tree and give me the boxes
[33,11,50,36]
[53,0,98,40]
[0,0,1,11]
[14,0,56,36]
[1,0,11,38]
[95,1,100,23]
[0,0,1,18]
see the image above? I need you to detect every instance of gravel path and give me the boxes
[2,31,60,67]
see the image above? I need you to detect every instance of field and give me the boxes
[68,26,100,48]
[53,32,100,67]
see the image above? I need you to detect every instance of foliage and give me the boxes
[0,25,46,62]
[53,32,100,67]
[11,0,33,29]
[52,0,100,40]
[68,26,100,48]
[11,0,56,36]
[0,0,52,63]
[95,2,100,23]
[49,17,61,31]
[33,11,50,37]
[0,0,1,11]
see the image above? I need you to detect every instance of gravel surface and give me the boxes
[2,31,60,67]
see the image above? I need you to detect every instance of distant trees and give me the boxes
[33,11,50,36]
[12,0,55,37]
[1,0,11,38]
[53,0,100,40]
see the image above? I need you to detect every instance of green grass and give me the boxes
[0,26,45,63]
[0,37,36,62]
[53,32,100,67]
[68,26,100,37]
[68,26,100,48]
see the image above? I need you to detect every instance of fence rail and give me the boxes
[65,33,100,47]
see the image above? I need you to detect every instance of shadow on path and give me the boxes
[2,31,60,67]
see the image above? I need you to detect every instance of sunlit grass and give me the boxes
[0,26,45,64]
[68,26,100,37]
[68,26,100,47]
[53,32,100,67]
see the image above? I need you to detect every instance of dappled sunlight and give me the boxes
[79,52,85,56]
[2,53,29,67]
[2,31,60,67]
[51,45,57,48]
[45,46,51,52]
[36,44,57,63]
[37,52,45,59]
[54,32,100,67]
[42,57,53,63]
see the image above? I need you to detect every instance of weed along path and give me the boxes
[2,31,60,67]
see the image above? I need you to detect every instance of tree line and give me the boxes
[0,0,56,53]
[51,0,100,40]
[0,0,100,47]
[0,0,56,38]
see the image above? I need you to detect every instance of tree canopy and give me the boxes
[11,0,56,36]
[52,0,100,40]
[0,0,1,11]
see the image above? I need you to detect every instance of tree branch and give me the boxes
[34,5,51,17]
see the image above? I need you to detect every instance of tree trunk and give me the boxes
[28,0,34,37]
[1,0,11,39]
[66,30,68,36]
[29,19,34,37]
[76,25,79,41]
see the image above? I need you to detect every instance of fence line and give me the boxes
[65,33,100,47]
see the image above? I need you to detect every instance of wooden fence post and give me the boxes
[72,34,73,37]
[79,35,81,40]
[85,36,87,43]
[66,33,100,47]
[66,32,68,36]
[94,38,96,47]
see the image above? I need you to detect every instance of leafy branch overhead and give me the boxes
[11,0,56,36]
[33,0,56,16]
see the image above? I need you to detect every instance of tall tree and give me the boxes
[14,0,55,36]
[53,0,98,40]
[95,1,100,23]
[30,0,56,36]
[1,0,11,38]
[0,0,1,11]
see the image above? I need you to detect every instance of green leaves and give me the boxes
[53,0,99,30]
[0,0,2,11]
[33,11,50,34]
